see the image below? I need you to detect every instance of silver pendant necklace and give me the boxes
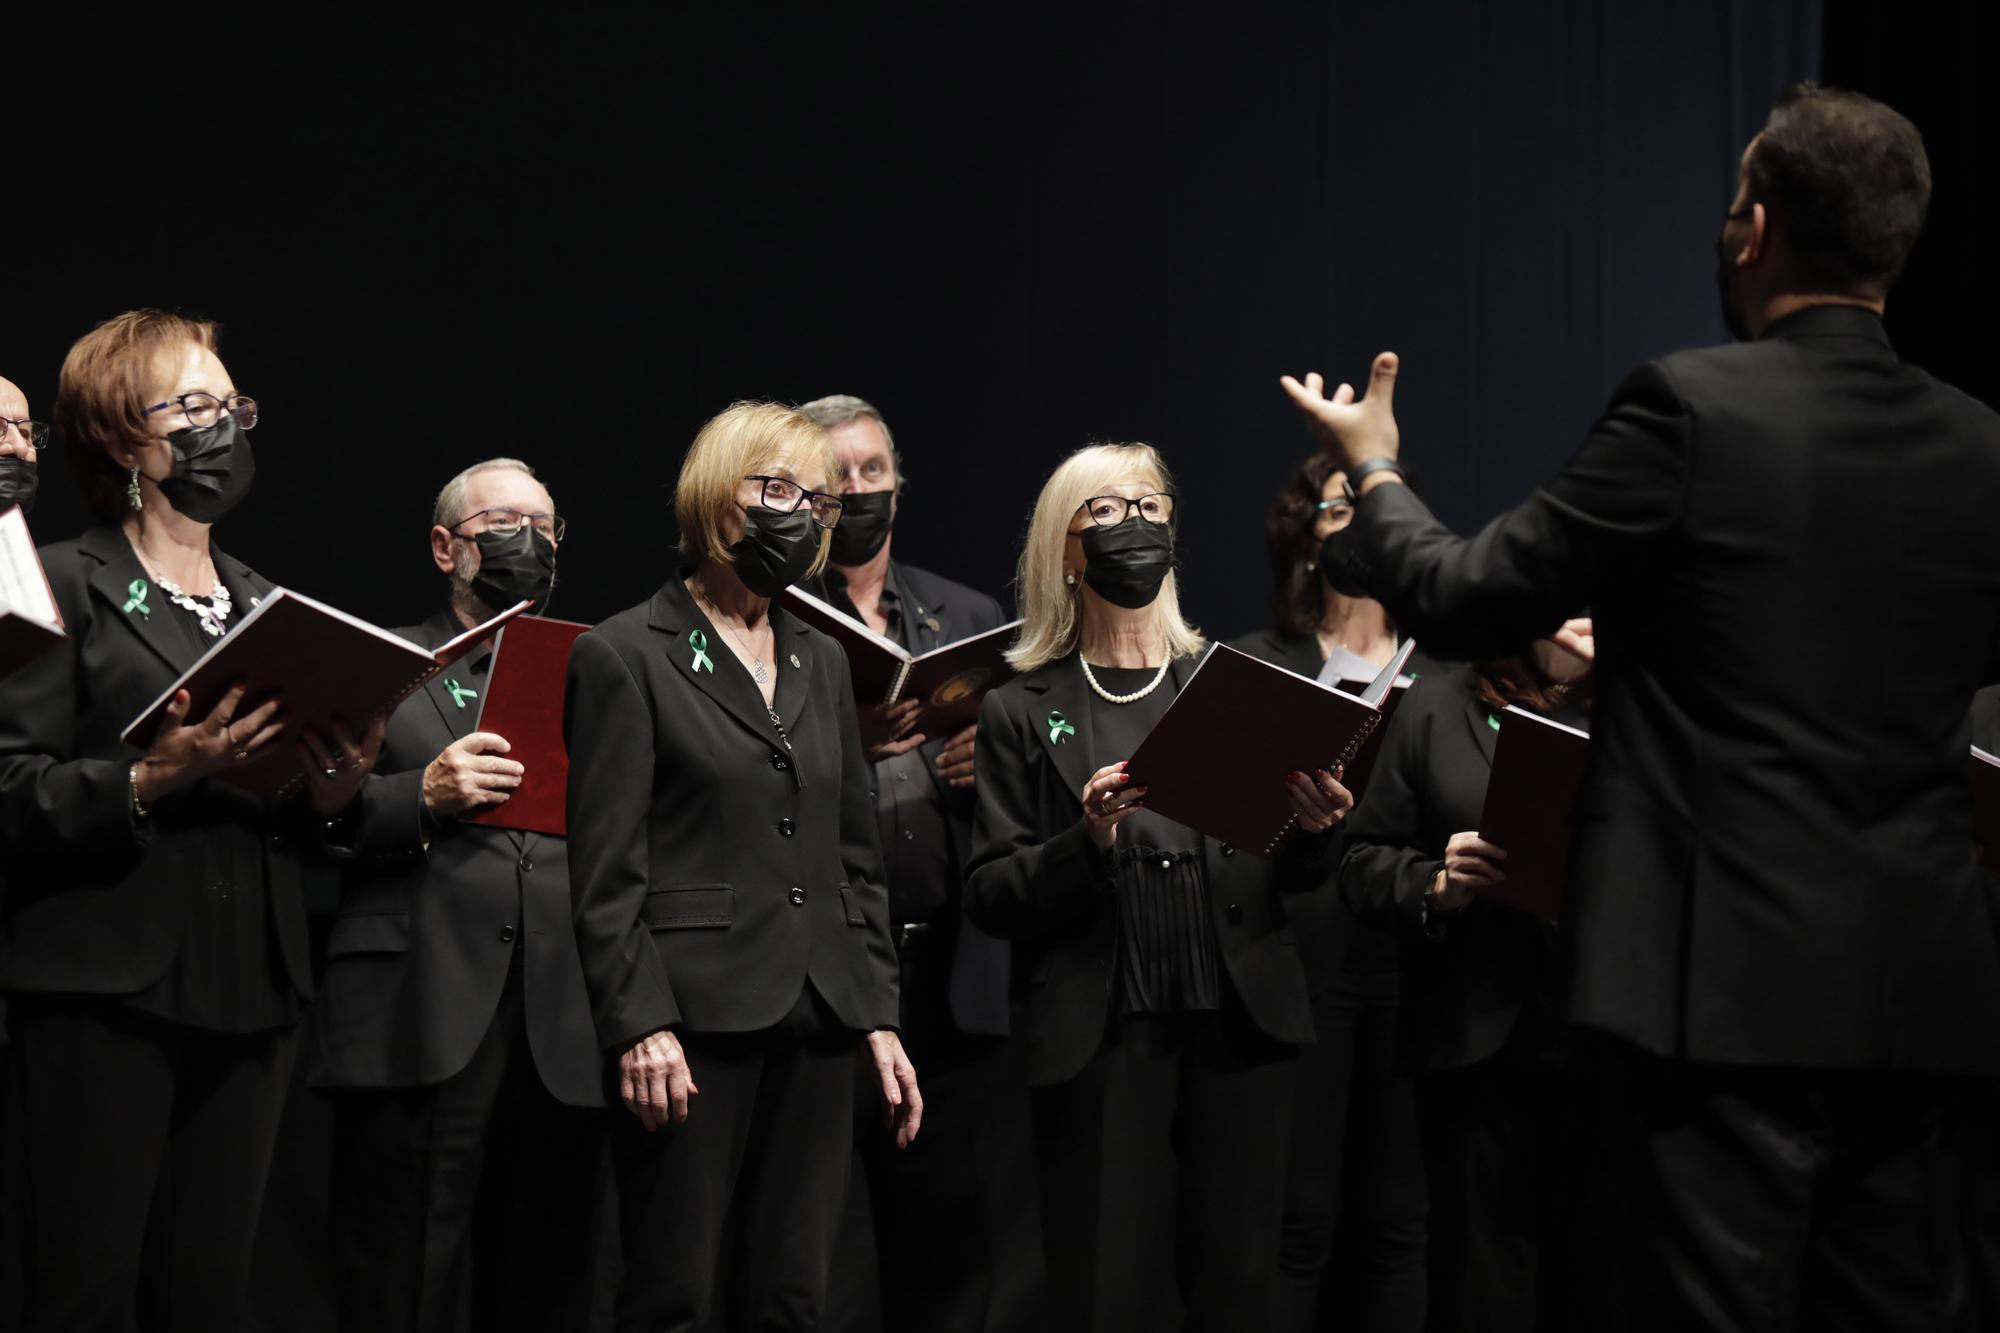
[694,588,773,686]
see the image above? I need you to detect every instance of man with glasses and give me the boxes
[0,376,45,515]
[311,459,603,1332]
[799,396,1044,1333]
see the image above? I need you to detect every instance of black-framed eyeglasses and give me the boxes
[451,507,567,544]
[140,392,259,431]
[746,474,844,529]
[1,418,49,449]
[1077,492,1176,527]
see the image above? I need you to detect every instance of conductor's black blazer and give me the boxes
[962,651,1333,1088]
[1338,666,1560,1074]
[310,608,601,1106]
[0,524,320,999]
[563,572,898,1053]
[1323,306,2000,1074]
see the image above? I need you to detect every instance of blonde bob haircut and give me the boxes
[674,401,839,576]
[1008,442,1206,673]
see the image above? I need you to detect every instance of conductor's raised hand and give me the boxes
[1279,353,1402,473]
[423,732,524,817]
[620,1028,697,1132]
[1082,760,1147,850]
[133,683,288,806]
[1286,766,1354,835]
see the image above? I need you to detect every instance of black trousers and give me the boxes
[1275,965,1428,1333]
[611,986,858,1332]
[1415,1045,1572,1333]
[9,1003,300,1333]
[821,941,1045,1333]
[1579,1036,1977,1333]
[1033,1007,1296,1332]
[329,954,605,1333]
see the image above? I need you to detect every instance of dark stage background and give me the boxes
[7,2,1983,642]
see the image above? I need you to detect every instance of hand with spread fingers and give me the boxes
[1279,352,1403,474]
[132,683,287,807]
[298,713,388,817]
[1082,760,1148,850]
[1286,765,1354,835]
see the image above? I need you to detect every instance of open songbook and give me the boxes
[1476,705,1591,921]
[122,590,529,797]
[0,505,65,676]
[1124,639,1419,856]
[780,585,1022,745]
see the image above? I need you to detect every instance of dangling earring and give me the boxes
[127,467,143,511]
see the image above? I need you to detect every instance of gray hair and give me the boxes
[796,393,907,488]
[432,457,545,529]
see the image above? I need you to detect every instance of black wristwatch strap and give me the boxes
[1342,455,1407,502]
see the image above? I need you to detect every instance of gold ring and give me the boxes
[233,747,252,763]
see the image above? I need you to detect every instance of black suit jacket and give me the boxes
[813,559,1015,1037]
[0,524,320,999]
[309,608,601,1106]
[563,572,898,1051]
[1323,306,2000,1073]
[1337,666,1560,1074]
[962,652,1331,1087]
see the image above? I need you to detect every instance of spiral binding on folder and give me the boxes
[1259,705,1388,854]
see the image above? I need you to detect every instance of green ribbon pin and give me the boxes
[122,578,151,618]
[689,629,715,673]
[445,678,478,710]
[1487,713,1502,732]
[1047,710,1075,746]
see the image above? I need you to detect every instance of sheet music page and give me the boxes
[0,506,58,626]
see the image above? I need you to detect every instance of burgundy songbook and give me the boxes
[1971,746,2000,869]
[467,615,591,837]
[0,505,65,676]
[121,590,527,797]
[1475,705,1590,921]
[1124,639,1417,857]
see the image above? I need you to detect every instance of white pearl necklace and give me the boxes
[1081,657,1171,705]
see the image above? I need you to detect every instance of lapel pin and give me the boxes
[689,629,714,673]
[789,653,801,669]
[122,578,151,618]
[445,678,478,710]
[1047,710,1075,746]
[1487,714,1501,732]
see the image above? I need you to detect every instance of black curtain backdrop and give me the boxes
[11,4,1825,639]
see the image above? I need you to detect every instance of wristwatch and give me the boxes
[1419,865,1456,938]
[1342,455,1407,503]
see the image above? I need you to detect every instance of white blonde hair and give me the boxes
[1008,442,1205,673]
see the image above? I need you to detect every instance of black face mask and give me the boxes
[1080,519,1175,609]
[0,457,37,515]
[729,504,821,597]
[1318,530,1370,598]
[466,525,558,615]
[826,489,894,566]
[1715,234,1751,343]
[158,418,255,523]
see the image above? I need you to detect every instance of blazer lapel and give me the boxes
[648,578,786,747]
[890,561,946,654]
[415,612,482,742]
[80,525,203,677]
[769,602,817,730]
[1025,654,1097,812]
[1466,692,1499,768]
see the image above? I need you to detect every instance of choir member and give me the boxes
[799,395,1044,1333]
[963,442,1351,1330]
[313,459,604,1332]
[0,309,383,1330]
[1232,453,1434,1333]
[565,401,919,1329]
[1339,630,1592,1333]
[0,376,43,515]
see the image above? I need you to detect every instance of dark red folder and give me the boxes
[1971,746,2000,869]
[1125,640,1417,857]
[0,505,64,677]
[121,590,527,797]
[1475,706,1590,920]
[467,616,591,837]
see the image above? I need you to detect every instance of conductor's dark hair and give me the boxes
[1747,83,1931,298]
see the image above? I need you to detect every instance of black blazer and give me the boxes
[812,559,1015,1037]
[1323,306,2000,1074]
[962,652,1330,1087]
[310,608,601,1106]
[0,524,320,999]
[1338,666,1561,1074]
[563,573,898,1052]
